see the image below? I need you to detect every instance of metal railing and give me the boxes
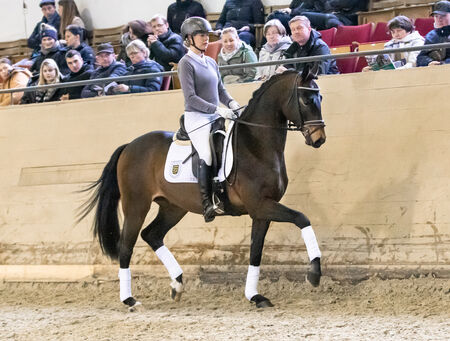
[1,42,449,102]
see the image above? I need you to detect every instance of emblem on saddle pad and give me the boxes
[170,161,181,178]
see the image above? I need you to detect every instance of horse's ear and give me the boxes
[301,62,319,83]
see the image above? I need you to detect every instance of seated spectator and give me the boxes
[64,25,94,66]
[256,19,292,81]
[324,0,369,26]
[278,16,338,75]
[58,0,85,41]
[81,43,128,98]
[118,20,153,66]
[147,14,186,71]
[417,0,450,67]
[363,16,424,71]
[215,0,265,47]
[21,59,64,104]
[217,27,257,84]
[109,40,164,94]
[30,24,69,76]
[60,50,93,100]
[28,0,61,58]
[167,0,206,34]
[0,58,32,106]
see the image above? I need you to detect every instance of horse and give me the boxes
[79,64,326,310]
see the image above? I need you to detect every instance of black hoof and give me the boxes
[122,297,142,312]
[306,257,322,287]
[250,294,274,308]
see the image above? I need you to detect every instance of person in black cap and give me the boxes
[30,24,69,77]
[64,25,95,66]
[417,0,450,66]
[81,43,128,98]
[27,0,61,58]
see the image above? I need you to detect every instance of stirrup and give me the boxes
[212,193,225,214]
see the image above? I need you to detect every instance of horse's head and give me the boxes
[284,63,326,149]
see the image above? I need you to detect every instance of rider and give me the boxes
[178,17,241,222]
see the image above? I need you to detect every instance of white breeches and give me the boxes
[184,111,220,166]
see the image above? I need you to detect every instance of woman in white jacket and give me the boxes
[256,19,292,80]
[364,16,425,71]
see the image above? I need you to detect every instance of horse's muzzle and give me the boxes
[303,126,326,148]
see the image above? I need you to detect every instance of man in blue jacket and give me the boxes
[28,0,61,58]
[81,43,128,98]
[147,15,186,71]
[278,16,339,75]
[417,1,450,67]
[215,0,265,46]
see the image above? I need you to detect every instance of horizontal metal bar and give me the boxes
[1,42,449,96]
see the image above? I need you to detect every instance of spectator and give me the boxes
[0,58,32,106]
[217,27,257,84]
[215,0,265,46]
[109,40,164,94]
[364,16,424,71]
[64,25,94,66]
[28,0,61,58]
[118,20,153,66]
[81,43,128,98]
[147,14,186,71]
[256,19,292,81]
[324,0,369,26]
[60,50,93,100]
[278,16,339,75]
[167,0,206,34]
[289,0,343,30]
[417,0,450,67]
[21,59,64,104]
[30,24,69,76]
[57,0,85,40]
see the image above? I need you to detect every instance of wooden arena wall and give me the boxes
[1,65,449,281]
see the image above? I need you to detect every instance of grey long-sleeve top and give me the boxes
[177,51,233,114]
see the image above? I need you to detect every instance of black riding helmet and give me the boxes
[180,17,212,52]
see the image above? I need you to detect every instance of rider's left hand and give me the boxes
[229,100,240,111]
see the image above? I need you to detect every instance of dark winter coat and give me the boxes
[30,44,69,76]
[149,29,186,71]
[20,77,65,104]
[62,63,94,99]
[74,43,95,66]
[122,60,164,93]
[27,12,61,52]
[416,25,450,67]
[283,30,339,75]
[216,0,265,34]
[167,0,206,34]
[81,61,128,98]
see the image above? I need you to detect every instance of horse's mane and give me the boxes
[241,70,300,118]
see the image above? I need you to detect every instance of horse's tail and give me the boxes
[77,144,128,260]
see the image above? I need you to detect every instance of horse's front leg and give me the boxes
[245,219,274,308]
[251,200,322,287]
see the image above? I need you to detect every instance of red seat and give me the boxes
[336,57,359,74]
[318,27,337,47]
[205,41,222,61]
[371,22,391,42]
[414,17,435,37]
[161,76,171,91]
[334,23,374,50]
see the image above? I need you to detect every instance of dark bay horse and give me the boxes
[79,65,326,309]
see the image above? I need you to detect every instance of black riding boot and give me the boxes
[198,159,215,222]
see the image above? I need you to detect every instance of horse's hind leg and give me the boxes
[252,200,322,287]
[140,199,187,301]
[118,203,149,311]
[246,219,274,308]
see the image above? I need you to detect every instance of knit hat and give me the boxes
[40,24,58,41]
[39,0,55,7]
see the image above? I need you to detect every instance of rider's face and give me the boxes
[192,33,209,51]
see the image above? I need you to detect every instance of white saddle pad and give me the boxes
[164,121,235,183]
